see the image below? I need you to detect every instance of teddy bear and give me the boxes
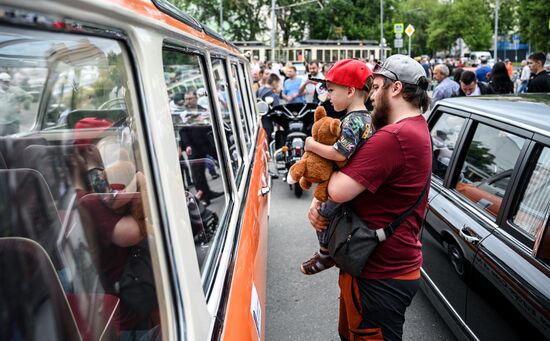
[287,106,345,202]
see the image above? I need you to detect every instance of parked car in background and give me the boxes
[422,95,550,340]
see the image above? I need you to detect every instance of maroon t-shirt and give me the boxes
[341,115,431,279]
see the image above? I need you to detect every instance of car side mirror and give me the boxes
[533,221,550,262]
[256,100,269,116]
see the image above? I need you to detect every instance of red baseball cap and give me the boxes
[74,117,113,145]
[324,59,372,91]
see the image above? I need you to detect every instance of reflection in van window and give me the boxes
[212,58,242,175]
[513,148,550,239]
[0,27,162,340]
[230,64,252,150]
[163,50,229,273]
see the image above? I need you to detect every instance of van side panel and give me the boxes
[221,129,269,341]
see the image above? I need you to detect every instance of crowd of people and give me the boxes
[250,51,550,112]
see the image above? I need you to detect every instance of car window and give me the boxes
[454,123,526,219]
[162,49,230,275]
[212,58,242,177]
[430,113,466,179]
[0,27,163,338]
[512,147,550,239]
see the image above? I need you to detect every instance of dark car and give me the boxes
[422,94,550,340]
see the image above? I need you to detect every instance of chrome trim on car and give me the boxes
[421,268,479,341]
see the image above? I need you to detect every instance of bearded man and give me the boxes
[308,54,432,341]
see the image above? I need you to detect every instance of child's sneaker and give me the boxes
[300,252,335,275]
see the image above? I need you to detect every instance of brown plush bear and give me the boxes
[287,106,345,202]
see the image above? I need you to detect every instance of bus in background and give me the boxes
[0,0,270,340]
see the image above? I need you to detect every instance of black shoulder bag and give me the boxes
[327,177,430,277]
[117,240,158,326]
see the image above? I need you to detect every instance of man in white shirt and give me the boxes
[296,61,324,104]
[517,60,530,93]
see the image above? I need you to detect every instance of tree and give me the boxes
[394,0,441,56]
[428,0,492,55]
[519,0,550,52]
[171,0,268,41]
[305,0,397,49]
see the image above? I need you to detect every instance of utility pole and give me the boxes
[219,0,223,35]
[380,0,384,62]
[271,0,276,61]
[494,0,499,60]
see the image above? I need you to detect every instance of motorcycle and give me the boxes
[262,101,316,198]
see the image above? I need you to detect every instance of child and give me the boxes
[300,59,375,275]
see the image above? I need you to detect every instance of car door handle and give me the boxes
[460,225,480,245]
[258,186,270,197]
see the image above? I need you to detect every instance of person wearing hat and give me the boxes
[299,58,375,275]
[0,72,32,135]
[307,54,432,340]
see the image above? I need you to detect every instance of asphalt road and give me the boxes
[266,176,457,341]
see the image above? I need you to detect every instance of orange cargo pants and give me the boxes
[338,270,420,341]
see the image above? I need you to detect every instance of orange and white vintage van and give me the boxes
[0,0,270,340]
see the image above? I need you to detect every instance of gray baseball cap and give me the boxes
[373,54,428,90]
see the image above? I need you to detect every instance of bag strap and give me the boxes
[375,172,430,242]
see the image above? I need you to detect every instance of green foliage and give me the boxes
[519,0,550,52]
[394,0,440,55]
[428,0,492,54]
[171,0,268,41]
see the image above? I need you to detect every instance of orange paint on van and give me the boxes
[111,0,240,53]
[221,129,269,341]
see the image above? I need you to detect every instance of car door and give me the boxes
[423,110,531,339]
[422,109,475,330]
[466,137,550,340]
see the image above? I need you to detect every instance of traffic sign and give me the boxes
[394,23,404,34]
[395,32,403,39]
[394,39,403,48]
[405,24,415,37]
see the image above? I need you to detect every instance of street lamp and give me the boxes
[270,0,324,61]
[380,0,384,62]
[494,0,500,60]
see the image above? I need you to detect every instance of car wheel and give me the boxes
[447,242,465,277]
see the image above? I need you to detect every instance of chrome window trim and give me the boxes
[440,101,550,139]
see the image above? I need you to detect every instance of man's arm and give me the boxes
[327,170,366,203]
[305,137,346,161]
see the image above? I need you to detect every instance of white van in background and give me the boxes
[469,51,492,65]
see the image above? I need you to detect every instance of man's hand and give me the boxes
[308,198,329,232]
[186,146,192,156]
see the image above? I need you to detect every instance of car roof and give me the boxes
[436,94,550,137]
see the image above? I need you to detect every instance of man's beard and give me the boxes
[372,89,390,129]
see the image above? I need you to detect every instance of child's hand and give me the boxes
[308,198,328,231]
[304,136,315,152]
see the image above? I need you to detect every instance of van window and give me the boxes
[0,27,163,339]
[454,123,525,219]
[430,113,466,179]
[230,64,252,150]
[512,147,550,239]
[162,49,230,274]
[211,58,242,177]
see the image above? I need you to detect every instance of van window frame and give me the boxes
[161,43,240,295]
